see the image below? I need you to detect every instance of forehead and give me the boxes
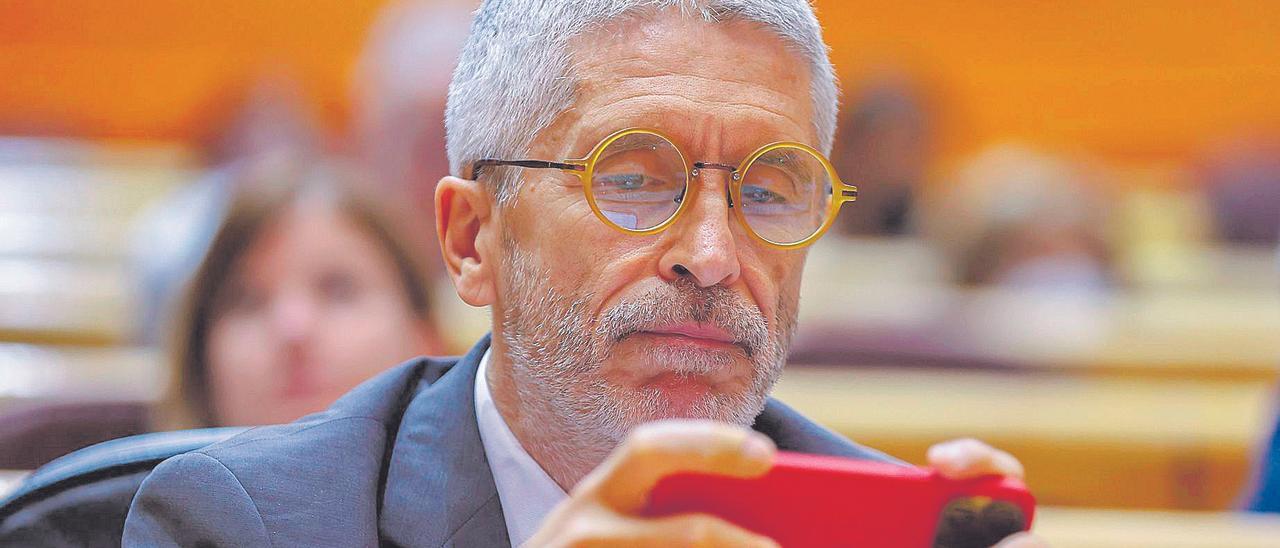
[541,12,817,157]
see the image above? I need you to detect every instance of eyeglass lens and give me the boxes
[589,132,833,244]
[738,147,833,245]
[590,132,688,231]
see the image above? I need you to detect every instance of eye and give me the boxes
[596,173,649,190]
[592,173,681,206]
[317,270,361,303]
[742,185,788,204]
[215,279,267,316]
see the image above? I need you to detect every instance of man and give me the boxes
[124,1,1045,546]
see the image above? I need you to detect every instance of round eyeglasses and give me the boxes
[468,128,858,249]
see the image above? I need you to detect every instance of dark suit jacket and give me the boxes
[123,335,896,547]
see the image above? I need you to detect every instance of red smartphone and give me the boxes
[643,451,1035,548]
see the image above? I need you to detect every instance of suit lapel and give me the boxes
[379,335,511,547]
[753,398,901,463]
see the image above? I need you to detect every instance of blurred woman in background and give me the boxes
[157,158,442,429]
[918,144,1117,291]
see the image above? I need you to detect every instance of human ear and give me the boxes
[435,175,497,307]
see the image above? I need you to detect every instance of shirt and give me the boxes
[474,349,569,545]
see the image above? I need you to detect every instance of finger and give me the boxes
[927,438,1025,480]
[578,419,776,513]
[992,532,1050,548]
[612,512,781,548]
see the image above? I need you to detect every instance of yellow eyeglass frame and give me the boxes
[469,127,859,250]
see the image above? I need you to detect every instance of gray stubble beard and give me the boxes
[496,233,797,483]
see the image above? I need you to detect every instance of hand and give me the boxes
[928,438,1049,548]
[927,438,1024,480]
[525,420,780,547]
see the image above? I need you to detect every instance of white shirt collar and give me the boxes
[474,348,568,546]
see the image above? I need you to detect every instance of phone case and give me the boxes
[643,451,1035,548]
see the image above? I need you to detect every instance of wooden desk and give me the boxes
[773,366,1273,510]
[1034,507,1280,548]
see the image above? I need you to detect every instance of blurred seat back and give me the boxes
[0,401,150,470]
[0,427,247,547]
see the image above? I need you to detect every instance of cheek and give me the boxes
[528,230,660,317]
[503,205,594,284]
[312,297,424,379]
[748,251,805,325]
[205,319,275,407]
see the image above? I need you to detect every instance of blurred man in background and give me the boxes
[831,75,933,237]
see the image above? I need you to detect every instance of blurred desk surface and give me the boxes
[0,341,1273,511]
[0,470,29,500]
[774,366,1273,510]
[0,143,192,344]
[1034,507,1280,548]
[0,259,133,346]
[0,344,161,409]
[0,146,193,261]
[0,343,1271,510]
[797,237,1280,382]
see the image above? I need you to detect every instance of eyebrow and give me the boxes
[580,109,807,154]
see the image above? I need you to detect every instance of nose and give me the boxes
[657,169,742,288]
[270,290,316,344]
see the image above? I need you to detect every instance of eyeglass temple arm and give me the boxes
[837,183,859,203]
[469,159,585,179]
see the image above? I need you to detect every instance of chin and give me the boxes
[622,379,761,427]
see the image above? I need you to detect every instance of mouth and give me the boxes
[629,323,743,352]
[613,322,755,407]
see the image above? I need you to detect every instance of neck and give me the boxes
[485,337,612,491]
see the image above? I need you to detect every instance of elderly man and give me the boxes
[124,1,1044,546]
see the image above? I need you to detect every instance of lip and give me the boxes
[641,323,736,344]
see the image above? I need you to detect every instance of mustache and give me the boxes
[594,279,771,357]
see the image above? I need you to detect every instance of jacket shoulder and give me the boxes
[124,452,271,546]
[124,355,459,547]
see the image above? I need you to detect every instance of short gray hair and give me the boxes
[445,0,838,203]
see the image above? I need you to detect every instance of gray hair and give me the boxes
[445,0,838,203]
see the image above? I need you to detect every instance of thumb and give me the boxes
[578,419,776,514]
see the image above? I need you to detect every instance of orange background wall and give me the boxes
[820,1,1280,162]
[2,1,1278,163]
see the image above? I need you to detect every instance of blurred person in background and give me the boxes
[140,0,476,348]
[0,157,444,547]
[1199,134,1280,246]
[919,144,1117,292]
[831,74,934,237]
[351,0,478,274]
[0,75,335,468]
[1201,132,1280,487]
[156,157,443,428]
[131,74,326,345]
[1248,405,1280,513]
[1243,233,1280,513]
